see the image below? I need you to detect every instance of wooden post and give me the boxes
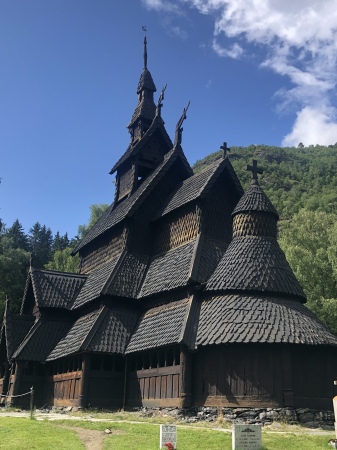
[281,347,294,407]
[9,361,24,406]
[79,354,90,408]
[30,386,34,419]
[2,361,10,397]
[179,345,192,408]
[122,356,128,410]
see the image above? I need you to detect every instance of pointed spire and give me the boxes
[143,35,148,69]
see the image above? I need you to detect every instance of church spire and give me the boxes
[143,35,148,69]
[127,33,157,143]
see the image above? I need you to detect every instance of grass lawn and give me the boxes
[0,417,334,449]
[0,417,83,450]
[53,419,336,450]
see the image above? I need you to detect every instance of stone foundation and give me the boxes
[136,406,335,429]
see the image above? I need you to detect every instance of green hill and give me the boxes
[193,144,337,219]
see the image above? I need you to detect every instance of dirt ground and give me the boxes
[61,425,125,450]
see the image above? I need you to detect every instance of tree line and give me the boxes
[0,204,108,317]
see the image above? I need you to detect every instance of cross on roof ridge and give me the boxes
[247,159,263,181]
[220,142,230,158]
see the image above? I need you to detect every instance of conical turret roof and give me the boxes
[232,178,278,218]
[206,160,306,301]
[137,67,156,94]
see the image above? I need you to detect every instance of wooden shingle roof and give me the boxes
[74,146,192,254]
[110,116,173,174]
[197,294,337,347]
[22,269,87,311]
[206,175,306,301]
[13,318,72,362]
[126,297,194,354]
[154,157,243,219]
[139,240,197,298]
[3,312,35,360]
[105,252,149,298]
[232,179,278,218]
[47,306,139,360]
[206,236,306,300]
[137,67,156,94]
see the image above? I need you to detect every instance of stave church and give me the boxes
[1,37,337,411]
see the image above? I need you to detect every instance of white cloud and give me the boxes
[212,40,243,59]
[169,25,188,39]
[145,0,337,145]
[282,106,337,147]
[142,0,181,13]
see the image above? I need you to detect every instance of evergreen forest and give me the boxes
[1,143,337,333]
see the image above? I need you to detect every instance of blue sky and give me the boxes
[2,0,337,239]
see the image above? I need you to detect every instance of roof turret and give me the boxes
[206,160,306,301]
[127,36,157,140]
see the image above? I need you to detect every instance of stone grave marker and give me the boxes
[232,423,262,450]
[160,424,177,449]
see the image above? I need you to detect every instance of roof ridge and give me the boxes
[36,268,87,278]
[101,251,127,295]
[80,307,108,351]
[188,233,204,283]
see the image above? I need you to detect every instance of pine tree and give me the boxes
[28,222,53,267]
[6,219,29,251]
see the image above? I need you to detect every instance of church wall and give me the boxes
[87,353,124,408]
[45,354,125,408]
[79,225,127,274]
[117,161,135,201]
[7,361,46,407]
[193,344,284,408]
[201,174,241,243]
[125,346,181,407]
[129,159,187,255]
[153,203,200,255]
[291,345,337,410]
[192,344,337,410]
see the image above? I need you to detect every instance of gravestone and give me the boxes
[160,424,177,449]
[232,424,262,450]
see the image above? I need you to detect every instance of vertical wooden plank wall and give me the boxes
[192,345,284,407]
[126,365,181,407]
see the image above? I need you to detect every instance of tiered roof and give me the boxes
[199,161,337,348]
[47,306,139,361]
[126,296,199,353]
[197,294,337,346]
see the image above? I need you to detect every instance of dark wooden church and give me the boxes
[1,38,337,411]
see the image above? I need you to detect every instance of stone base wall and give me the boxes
[136,406,335,429]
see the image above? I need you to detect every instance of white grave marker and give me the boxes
[160,424,177,449]
[232,424,262,450]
